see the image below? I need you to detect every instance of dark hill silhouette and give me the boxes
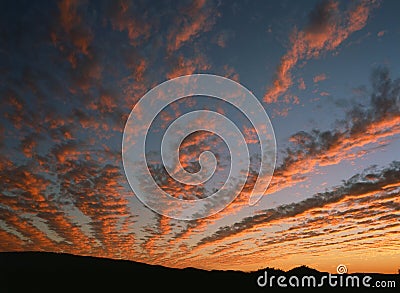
[0,251,398,292]
[287,265,325,275]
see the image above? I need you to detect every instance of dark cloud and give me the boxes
[280,67,400,171]
[106,0,152,45]
[306,0,338,34]
[370,66,400,118]
[56,0,94,59]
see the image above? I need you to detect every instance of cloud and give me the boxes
[264,0,377,104]
[0,60,137,254]
[185,161,400,269]
[222,65,240,82]
[298,78,306,90]
[56,0,93,59]
[167,0,219,53]
[265,67,400,193]
[67,53,103,93]
[313,73,327,83]
[51,140,83,163]
[0,219,27,250]
[0,146,137,257]
[319,91,330,96]
[213,30,235,48]
[243,125,259,144]
[0,162,99,252]
[151,67,400,257]
[377,30,386,37]
[3,92,28,130]
[107,0,152,45]
[166,54,211,79]
[306,0,339,35]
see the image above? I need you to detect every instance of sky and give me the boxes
[0,0,399,274]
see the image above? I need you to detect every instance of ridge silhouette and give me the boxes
[1,252,398,292]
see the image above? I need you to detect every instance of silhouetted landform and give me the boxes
[0,252,398,292]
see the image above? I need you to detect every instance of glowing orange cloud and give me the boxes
[166,54,211,79]
[167,0,218,53]
[264,0,376,104]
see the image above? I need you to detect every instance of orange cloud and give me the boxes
[243,125,259,144]
[108,0,151,45]
[222,65,240,82]
[264,0,376,104]
[0,159,105,252]
[57,0,93,57]
[59,0,80,36]
[20,134,37,158]
[4,94,26,130]
[313,73,327,83]
[52,141,84,163]
[377,30,386,37]
[166,54,211,79]
[167,0,218,53]
[0,229,26,251]
[298,77,306,90]
[319,91,330,96]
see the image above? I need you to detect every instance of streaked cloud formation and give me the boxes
[185,162,400,272]
[1,0,399,274]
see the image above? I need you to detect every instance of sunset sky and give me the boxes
[1,0,399,274]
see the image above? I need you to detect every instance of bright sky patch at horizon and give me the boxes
[0,0,400,274]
